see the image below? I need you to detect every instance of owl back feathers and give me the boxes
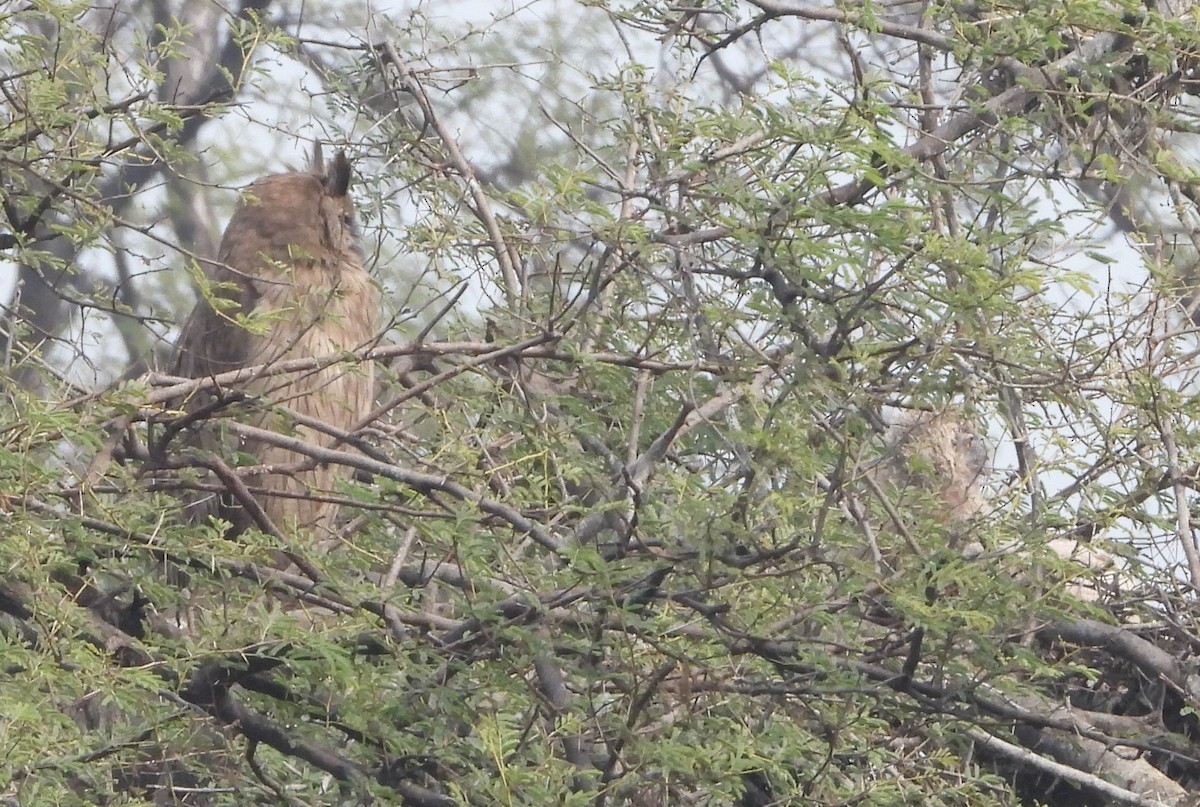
[172,146,380,542]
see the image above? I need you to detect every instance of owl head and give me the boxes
[217,143,362,274]
[883,409,987,524]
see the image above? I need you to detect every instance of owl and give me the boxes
[173,145,380,544]
[879,409,988,525]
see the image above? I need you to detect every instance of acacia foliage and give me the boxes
[3,0,1200,805]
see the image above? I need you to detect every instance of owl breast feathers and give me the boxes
[173,147,380,541]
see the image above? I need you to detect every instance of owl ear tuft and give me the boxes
[311,141,325,174]
[325,151,352,197]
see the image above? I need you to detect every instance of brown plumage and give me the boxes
[880,409,987,525]
[173,146,379,543]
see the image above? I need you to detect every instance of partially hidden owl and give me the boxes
[880,409,987,526]
[173,145,380,544]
